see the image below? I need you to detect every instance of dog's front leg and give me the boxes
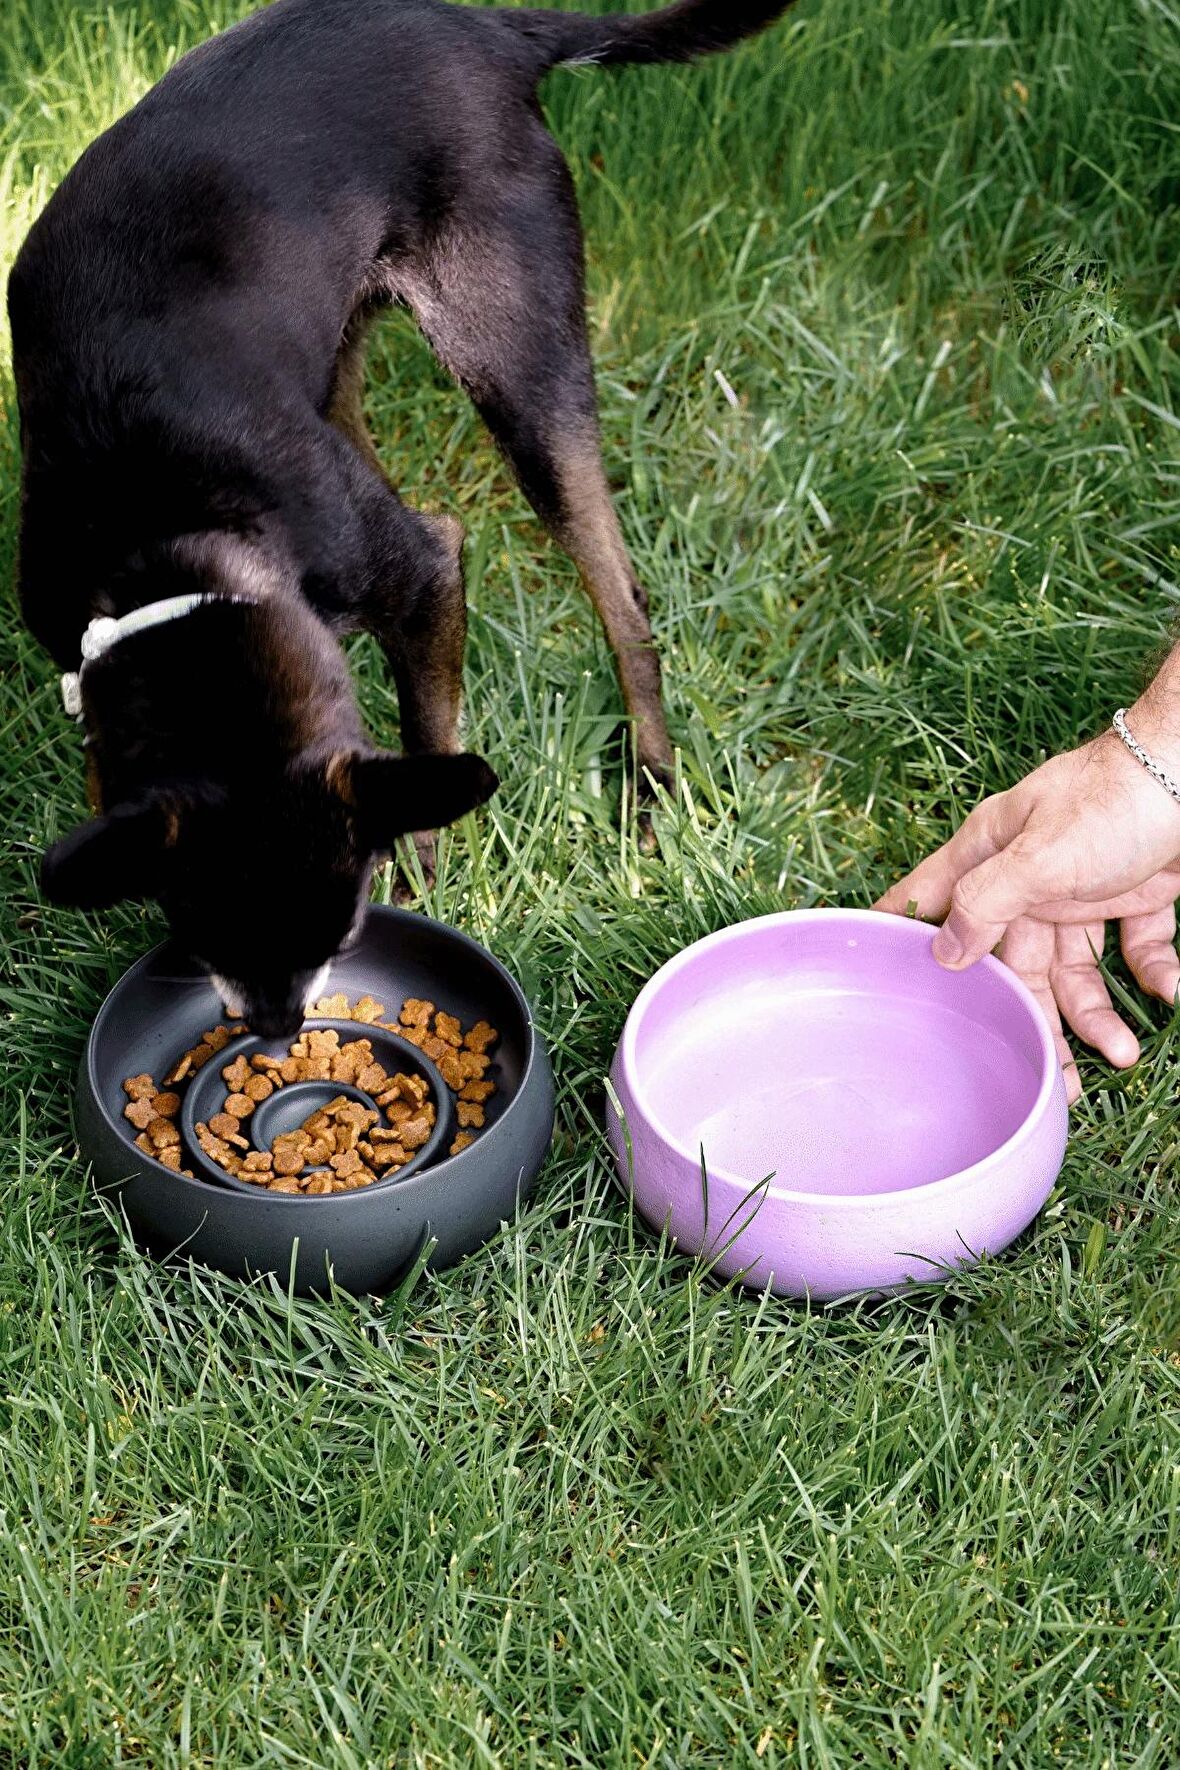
[368,508,469,895]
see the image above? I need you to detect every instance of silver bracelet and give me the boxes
[1112,708,1180,808]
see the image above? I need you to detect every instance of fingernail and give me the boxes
[933,926,964,967]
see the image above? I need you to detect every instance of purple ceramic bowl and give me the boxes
[607,910,1069,1300]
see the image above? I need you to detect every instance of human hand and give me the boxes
[875,725,1180,1104]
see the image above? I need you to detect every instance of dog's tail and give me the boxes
[509,0,795,74]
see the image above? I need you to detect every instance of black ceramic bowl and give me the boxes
[76,907,555,1294]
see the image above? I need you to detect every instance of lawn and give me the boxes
[2,0,1180,1762]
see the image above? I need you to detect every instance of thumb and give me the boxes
[933,840,1046,969]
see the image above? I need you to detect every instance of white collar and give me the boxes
[62,593,239,718]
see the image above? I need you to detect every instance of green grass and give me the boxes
[2,0,1180,1762]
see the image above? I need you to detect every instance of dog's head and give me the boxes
[41,749,497,1038]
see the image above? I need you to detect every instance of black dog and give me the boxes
[11,0,792,1036]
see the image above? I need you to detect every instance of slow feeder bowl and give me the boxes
[607,909,1068,1300]
[77,906,555,1295]
[180,1021,454,1196]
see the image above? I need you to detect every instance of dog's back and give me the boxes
[13,0,791,615]
[12,0,557,426]
[13,0,790,468]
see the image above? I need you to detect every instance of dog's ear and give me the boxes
[41,800,170,909]
[331,752,498,852]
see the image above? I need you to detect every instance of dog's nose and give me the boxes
[248,1005,304,1042]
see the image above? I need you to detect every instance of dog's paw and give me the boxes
[637,759,674,802]
[392,830,438,904]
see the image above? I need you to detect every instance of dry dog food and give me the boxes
[196,1030,438,1194]
[119,1020,252,1176]
[123,995,499,1192]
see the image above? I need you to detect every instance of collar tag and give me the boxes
[62,672,83,718]
[80,616,120,662]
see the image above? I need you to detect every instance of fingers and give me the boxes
[999,918,1081,1105]
[878,801,1059,972]
[875,792,1022,924]
[1051,922,1140,1070]
[933,834,1049,969]
[1120,903,1180,1007]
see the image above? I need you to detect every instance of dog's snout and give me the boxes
[248,1004,305,1042]
[207,965,329,1042]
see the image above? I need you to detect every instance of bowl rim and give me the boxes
[615,907,1065,1209]
[87,904,546,1208]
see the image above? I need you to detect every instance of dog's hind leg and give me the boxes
[394,168,675,795]
[504,411,674,795]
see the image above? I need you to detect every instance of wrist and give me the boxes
[1126,679,1180,771]
[1111,706,1180,811]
